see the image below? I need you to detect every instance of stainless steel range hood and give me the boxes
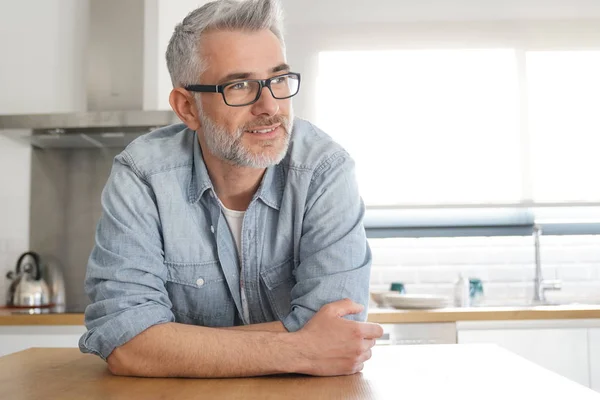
[0,0,179,149]
[0,111,180,149]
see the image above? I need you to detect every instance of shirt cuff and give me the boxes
[281,306,316,332]
[79,303,174,360]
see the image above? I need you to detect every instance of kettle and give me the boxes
[40,254,67,311]
[6,251,51,307]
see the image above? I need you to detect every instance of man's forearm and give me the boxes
[107,322,301,378]
[223,321,287,332]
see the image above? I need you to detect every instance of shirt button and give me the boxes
[210,225,215,233]
[196,278,205,287]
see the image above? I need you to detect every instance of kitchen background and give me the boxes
[1,0,600,311]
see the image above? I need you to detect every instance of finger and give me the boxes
[353,363,365,374]
[357,348,372,364]
[323,298,364,318]
[359,322,384,339]
[361,339,377,351]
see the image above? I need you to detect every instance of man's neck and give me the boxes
[199,141,265,212]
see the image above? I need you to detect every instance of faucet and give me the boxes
[533,225,562,304]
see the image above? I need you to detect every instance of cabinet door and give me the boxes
[458,328,590,388]
[0,326,86,357]
[377,323,456,346]
[589,328,600,392]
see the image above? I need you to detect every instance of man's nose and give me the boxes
[251,86,279,116]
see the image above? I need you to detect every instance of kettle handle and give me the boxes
[15,251,42,281]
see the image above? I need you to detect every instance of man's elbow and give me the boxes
[107,341,165,377]
[107,347,134,376]
[107,345,153,377]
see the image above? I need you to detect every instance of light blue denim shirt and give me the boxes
[79,118,372,360]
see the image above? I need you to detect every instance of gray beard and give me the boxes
[199,109,294,169]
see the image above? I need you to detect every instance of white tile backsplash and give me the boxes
[555,265,596,281]
[369,235,600,302]
[371,247,437,266]
[414,266,461,284]
[376,266,419,285]
[485,265,536,283]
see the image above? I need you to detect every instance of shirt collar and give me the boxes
[255,163,283,210]
[187,130,284,210]
[187,131,214,203]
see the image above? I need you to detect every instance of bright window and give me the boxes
[527,51,600,203]
[316,49,521,206]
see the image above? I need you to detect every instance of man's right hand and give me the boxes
[291,299,384,376]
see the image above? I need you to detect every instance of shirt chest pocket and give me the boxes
[260,258,296,320]
[165,261,234,327]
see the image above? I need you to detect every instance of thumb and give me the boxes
[327,298,364,318]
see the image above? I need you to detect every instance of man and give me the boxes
[79,0,382,378]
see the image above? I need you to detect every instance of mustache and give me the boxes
[242,115,290,132]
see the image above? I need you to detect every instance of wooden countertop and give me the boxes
[3,304,600,326]
[1,345,596,399]
[0,311,84,326]
[367,304,600,324]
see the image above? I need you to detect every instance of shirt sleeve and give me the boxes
[78,151,174,360]
[282,151,372,332]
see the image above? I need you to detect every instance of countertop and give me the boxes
[3,304,600,326]
[367,304,600,324]
[0,310,84,326]
[5,305,600,326]
[1,345,596,399]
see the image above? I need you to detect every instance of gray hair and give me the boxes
[166,0,286,88]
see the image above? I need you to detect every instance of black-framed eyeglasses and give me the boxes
[185,72,301,107]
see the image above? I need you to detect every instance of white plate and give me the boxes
[370,291,397,307]
[383,293,451,309]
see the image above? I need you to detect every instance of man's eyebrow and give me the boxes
[219,72,252,83]
[218,64,291,83]
[271,63,291,73]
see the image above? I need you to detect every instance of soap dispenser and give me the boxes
[454,274,470,307]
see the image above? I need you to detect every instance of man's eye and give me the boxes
[231,82,249,90]
[271,76,287,84]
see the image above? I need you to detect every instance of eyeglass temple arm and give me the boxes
[184,84,221,93]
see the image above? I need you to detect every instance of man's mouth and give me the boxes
[244,124,281,134]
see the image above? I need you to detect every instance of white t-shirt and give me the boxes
[221,205,249,322]
[222,206,245,259]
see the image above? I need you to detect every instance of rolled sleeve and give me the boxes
[79,151,174,360]
[282,151,372,332]
[79,302,173,360]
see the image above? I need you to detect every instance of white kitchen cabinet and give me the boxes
[378,323,456,346]
[0,326,86,357]
[458,324,590,388]
[588,328,600,392]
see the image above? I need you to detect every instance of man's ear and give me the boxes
[169,88,201,131]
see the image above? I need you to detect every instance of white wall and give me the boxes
[0,0,88,114]
[150,0,211,110]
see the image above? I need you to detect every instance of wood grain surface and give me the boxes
[367,304,600,324]
[0,345,596,400]
[0,312,84,326]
